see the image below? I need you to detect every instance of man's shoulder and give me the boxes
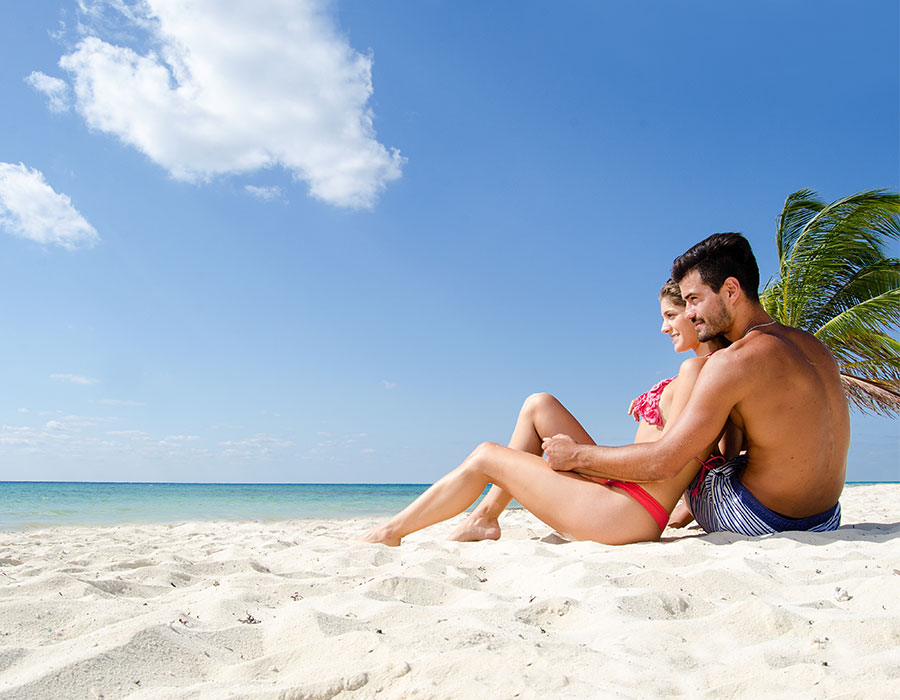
[706,337,760,363]
[750,324,832,363]
[715,324,832,372]
[699,336,773,380]
[722,324,806,357]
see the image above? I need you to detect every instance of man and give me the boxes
[543,232,848,535]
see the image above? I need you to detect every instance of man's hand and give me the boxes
[541,433,579,471]
[667,500,695,528]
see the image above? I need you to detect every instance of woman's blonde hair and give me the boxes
[659,278,685,306]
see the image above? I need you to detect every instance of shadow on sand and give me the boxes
[663,521,900,546]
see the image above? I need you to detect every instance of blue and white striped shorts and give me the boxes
[686,455,841,536]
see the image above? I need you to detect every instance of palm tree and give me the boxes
[761,188,900,416]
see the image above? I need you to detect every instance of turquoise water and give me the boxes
[0,482,436,531]
[0,482,886,532]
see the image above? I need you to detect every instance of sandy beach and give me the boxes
[0,483,897,700]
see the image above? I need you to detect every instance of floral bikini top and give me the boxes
[630,376,676,427]
[632,352,715,427]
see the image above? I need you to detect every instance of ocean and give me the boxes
[0,482,439,531]
[0,481,881,532]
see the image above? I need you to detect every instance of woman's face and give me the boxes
[660,297,699,353]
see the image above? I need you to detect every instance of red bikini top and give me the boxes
[630,376,675,427]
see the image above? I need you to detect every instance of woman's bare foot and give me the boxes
[447,514,501,542]
[358,525,402,546]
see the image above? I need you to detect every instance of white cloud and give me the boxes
[381,380,397,390]
[106,429,152,440]
[0,416,302,466]
[0,163,100,250]
[55,0,404,209]
[220,433,294,458]
[0,420,133,455]
[25,71,71,112]
[50,373,98,385]
[159,434,201,448]
[244,184,283,202]
[46,415,112,431]
[96,398,144,407]
[0,425,43,447]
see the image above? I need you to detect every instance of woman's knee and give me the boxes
[521,392,559,418]
[466,441,503,473]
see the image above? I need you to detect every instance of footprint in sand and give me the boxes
[363,576,455,606]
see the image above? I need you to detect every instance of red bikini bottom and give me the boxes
[589,478,669,532]
[585,455,725,533]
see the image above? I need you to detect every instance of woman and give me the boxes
[361,281,730,546]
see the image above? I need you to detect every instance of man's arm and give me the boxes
[543,353,746,482]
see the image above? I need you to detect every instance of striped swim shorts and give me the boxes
[685,455,841,536]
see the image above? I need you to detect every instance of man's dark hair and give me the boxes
[671,232,760,302]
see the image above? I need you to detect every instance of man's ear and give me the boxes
[721,276,742,304]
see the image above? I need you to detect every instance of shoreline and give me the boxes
[0,481,893,534]
[0,484,897,699]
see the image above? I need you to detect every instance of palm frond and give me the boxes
[774,189,823,262]
[790,189,900,257]
[826,333,900,384]
[764,188,900,415]
[760,278,784,319]
[808,259,900,332]
[840,374,900,416]
[815,288,900,342]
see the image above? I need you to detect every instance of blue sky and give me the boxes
[0,0,897,483]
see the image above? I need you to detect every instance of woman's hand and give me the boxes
[541,433,578,471]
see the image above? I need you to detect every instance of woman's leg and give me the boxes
[360,441,659,546]
[448,393,596,541]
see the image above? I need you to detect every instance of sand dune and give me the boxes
[0,484,897,699]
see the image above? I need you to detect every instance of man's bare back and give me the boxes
[703,324,848,518]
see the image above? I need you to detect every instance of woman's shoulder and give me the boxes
[675,354,710,379]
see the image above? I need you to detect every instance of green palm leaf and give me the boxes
[762,188,900,416]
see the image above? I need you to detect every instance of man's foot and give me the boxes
[358,525,402,546]
[447,514,501,542]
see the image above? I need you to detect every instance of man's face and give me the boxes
[678,269,732,342]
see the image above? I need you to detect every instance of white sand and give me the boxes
[0,484,897,700]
